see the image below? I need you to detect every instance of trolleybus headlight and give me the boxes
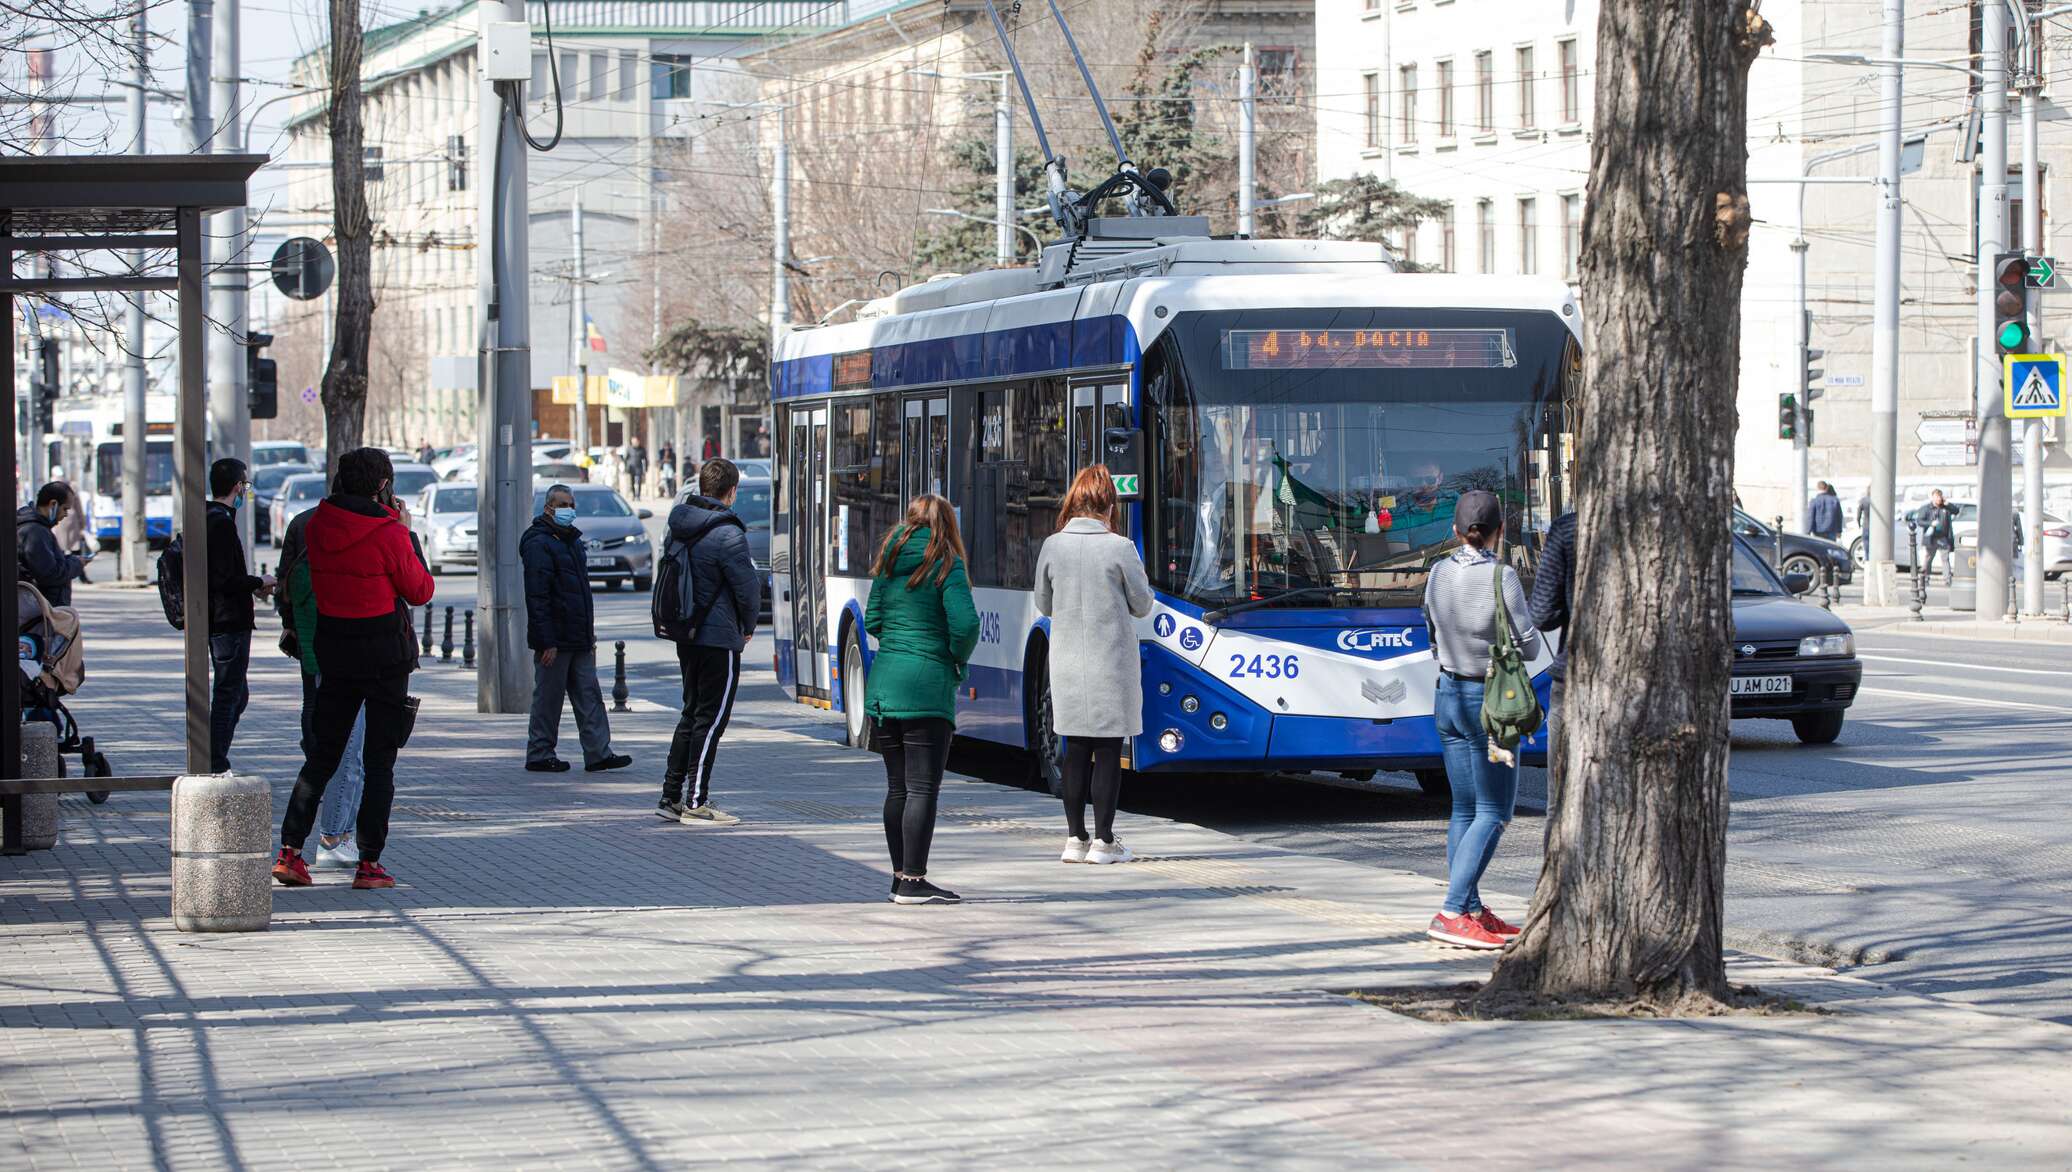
[1181,695,1200,713]
[1158,729,1183,753]
[1209,713,1228,731]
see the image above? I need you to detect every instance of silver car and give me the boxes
[532,482,654,591]
[271,472,328,539]
[411,482,480,574]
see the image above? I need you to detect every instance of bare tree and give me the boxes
[318,0,372,470]
[1479,1,1773,1010]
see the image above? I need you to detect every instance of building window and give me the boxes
[1474,51,1494,133]
[364,145,385,183]
[1477,199,1495,273]
[1516,45,1537,129]
[587,51,606,102]
[1519,197,1539,275]
[531,52,548,95]
[1558,38,1580,124]
[1436,59,1455,137]
[1560,193,1581,279]
[558,51,576,97]
[1399,64,1418,144]
[653,53,692,100]
[1399,225,1418,265]
[617,50,637,100]
[1257,46,1297,95]
[1362,72,1383,148]
[1439,206,1456,272]
[446,135,468,192]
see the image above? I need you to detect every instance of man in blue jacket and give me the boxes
[660,458,760,826]
[521,484,632,774]
[1805,482,1843,540]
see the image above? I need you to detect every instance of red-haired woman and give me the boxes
[863,494,981,905]
[1035,466,1155,864]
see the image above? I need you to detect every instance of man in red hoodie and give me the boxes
[272,448,436,890]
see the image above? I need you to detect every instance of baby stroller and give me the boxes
[17,581,111,802]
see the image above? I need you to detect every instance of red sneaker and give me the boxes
[1427,912,1506,950]
[1477,909,1521,939]
[271,848,311,887]
[352,861,396,890]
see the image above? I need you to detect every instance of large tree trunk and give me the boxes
[321,0,373,469]
[1480,1,1771,1008]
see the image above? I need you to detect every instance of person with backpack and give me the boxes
[271,448,436,891]
[1034,466,1155,866]
[277,503,367,871]
[522,484,631,774]
[17,481,88,607]
[204,458,276,774]
[1421,489,1543,951]
[654,457,759,826]
[863,494,980,905]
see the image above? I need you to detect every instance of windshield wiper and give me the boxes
[1203,586,1343,624]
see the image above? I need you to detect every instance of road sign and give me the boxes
[1112,473,1140,497]
[2027,255,2058,289]
[271,237,336,301]
[1915,418,1974,445]
[1825,374,1865,388]
[2004,353,2068,418]
[1916,443,1976,468]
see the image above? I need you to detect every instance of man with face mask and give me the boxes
[205,458,276,774]
[519,484,631,774]
[16,482,88,606]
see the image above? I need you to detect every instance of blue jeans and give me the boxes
[1435,675,1519,916]
[299,672,366,842]
[208,631,251,773]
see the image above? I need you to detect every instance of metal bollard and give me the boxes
[422,605,434,655]
[463,609,476,668]
[1817,563,1832,610]
[1773,515,1785,571]
[1827,562,1842,610]
[2061,577,2070,623]
[1906,525,1925,620]
[611,640,630,712]
[441,606,455,662]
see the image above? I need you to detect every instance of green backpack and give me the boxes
[1481,558,1543,750]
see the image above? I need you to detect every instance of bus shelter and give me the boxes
[1,155,265,852]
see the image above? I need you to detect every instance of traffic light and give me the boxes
[245,331,278,420]
[1993,251,2032,354]
[1778,392,1798,441]
[1803,346,1825,400]
[31,337,59,433]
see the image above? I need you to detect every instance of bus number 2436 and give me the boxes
[1228,653,1300,680]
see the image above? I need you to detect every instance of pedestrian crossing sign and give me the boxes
[2004,354,2067,419]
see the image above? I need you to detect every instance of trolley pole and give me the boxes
[1237,43,1256,237]
[1976,0,2014,623]
[121,6,150,581]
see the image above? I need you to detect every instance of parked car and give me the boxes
[678,474,772,620]
[388,461,439,501]
[271,472,328,539]
[1732,508,1854,585]
[1729,535,1861,744]
[251,440,311,469]
[432,444,476,480]
[531,482,653,590]
[252,461,314,545]
[411,482,479,574]
[533,461,589,485]
[732,458,773,479]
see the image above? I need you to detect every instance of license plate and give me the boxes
[586,555,615,568]
[1731,675,1793,696]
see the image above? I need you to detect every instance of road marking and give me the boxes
[1858,686,2072,714]
[1859,654,2072,678]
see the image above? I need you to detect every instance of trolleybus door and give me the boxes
[790,405,831,695]
[902,394,950,501]
[1069,379,1129,474]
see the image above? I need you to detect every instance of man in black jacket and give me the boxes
[521,484,631,774]
[1529,510,1577,763]
[205,458,276,773]
[16,482,87,606]
[660,458,759,825]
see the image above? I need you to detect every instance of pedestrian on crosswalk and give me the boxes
[863,494,979,905]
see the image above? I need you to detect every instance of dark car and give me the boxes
[1733,508,1854,586]
[252,461,315,545]
[678,474,771,620]
[1729,535,1862,744]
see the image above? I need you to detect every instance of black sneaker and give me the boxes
[656,798,687,820]
[890,877,961,905]
[525,759,571,773]
[585,754,634,773]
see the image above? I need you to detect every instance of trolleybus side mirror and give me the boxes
[1103,427,1145,498]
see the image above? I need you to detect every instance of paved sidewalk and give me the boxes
[3,589,2068,1168]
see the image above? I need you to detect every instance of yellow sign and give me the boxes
[550,372,678,408]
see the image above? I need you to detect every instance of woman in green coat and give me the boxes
[864,494,980,906]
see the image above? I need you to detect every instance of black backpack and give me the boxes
[651,514,744,642]
[156,534,186,630]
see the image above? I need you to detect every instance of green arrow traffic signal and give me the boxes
[2028,256,2057,289]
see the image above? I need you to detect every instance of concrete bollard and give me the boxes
[19,721,59,851]
[170,773,273,933]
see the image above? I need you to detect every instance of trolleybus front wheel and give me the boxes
[1026,653,1065,797]
[841,628,869,749]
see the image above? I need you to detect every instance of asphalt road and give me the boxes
[245,545,2072,1027]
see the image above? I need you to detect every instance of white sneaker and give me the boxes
[1060,835,1091,864]
[679,804,741,827]
[1085,835,1134,864]
[314,841,356,870]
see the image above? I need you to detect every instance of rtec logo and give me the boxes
[1337,627,1417,653]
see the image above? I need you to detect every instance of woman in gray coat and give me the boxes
[1035,466,1155,864]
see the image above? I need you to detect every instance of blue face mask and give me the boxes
[552,507,577,528]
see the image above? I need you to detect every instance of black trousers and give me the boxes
[878,716,951,876]
[666,644,740,807]
[280,669,411,861]
[1063,736,1123,843]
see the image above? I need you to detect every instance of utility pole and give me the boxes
[1867,0,1903,599]
[571,189,590,454]
[1976,0,2013,622]
[2019,26,2046,617]
[1238,42,1256,237]
[208,0,252,550]
[995,77,1013,266]
[122,7,149,581]
[771,105,790,336]
[477,0,533,713]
